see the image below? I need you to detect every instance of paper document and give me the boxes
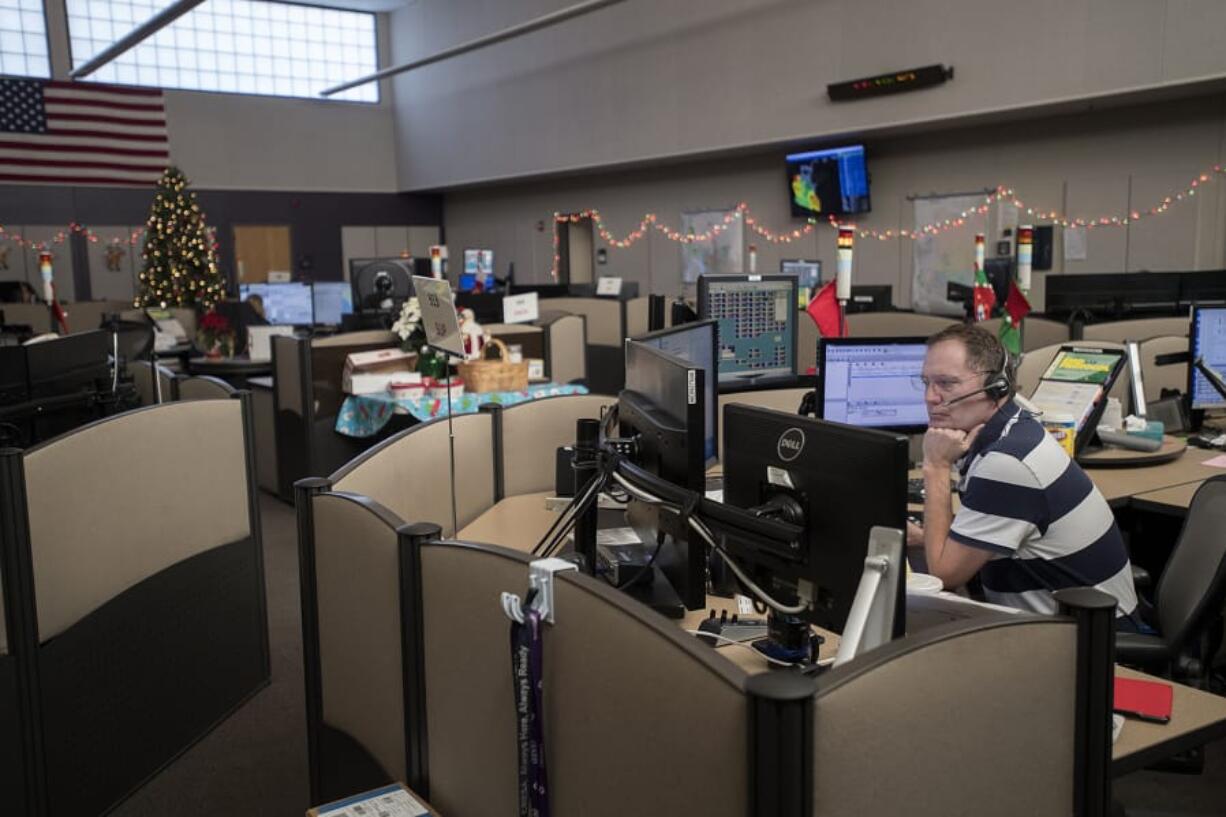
[316,784,429,817]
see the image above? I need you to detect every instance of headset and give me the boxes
[942,341,1014,407]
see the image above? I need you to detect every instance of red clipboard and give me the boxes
[1114,677,1173,724]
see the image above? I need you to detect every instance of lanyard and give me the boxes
[511,606,550,817]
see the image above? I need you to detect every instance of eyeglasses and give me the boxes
[910,372,990,396]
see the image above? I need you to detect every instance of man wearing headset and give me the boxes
[905,324,1139,623]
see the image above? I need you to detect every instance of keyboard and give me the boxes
[908,476,958,504]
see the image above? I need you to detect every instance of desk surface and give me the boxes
[1112,666,1226,775]
[1078,436,1187,468]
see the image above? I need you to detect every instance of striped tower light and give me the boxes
[1016,225,1033,293]
[836,227,854,301]
[974,232,986,275]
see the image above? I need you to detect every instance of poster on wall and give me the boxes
[680,208,742,283]
[911,194,989,315]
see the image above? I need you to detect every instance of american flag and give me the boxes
[0,79,169,186]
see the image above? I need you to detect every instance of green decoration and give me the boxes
[135,166,224,310]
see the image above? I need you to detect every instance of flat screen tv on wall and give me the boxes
[786,144,871,217]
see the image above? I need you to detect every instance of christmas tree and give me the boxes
[135,167,225,309]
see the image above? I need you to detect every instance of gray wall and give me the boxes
[443,94,1226,307]
[41,0,398,192]
[389,0,1226,191]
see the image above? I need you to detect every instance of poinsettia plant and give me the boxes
[197,309,235,358]
[391,297,447,378]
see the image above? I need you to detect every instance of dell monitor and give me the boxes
[721,403,908,639]
[698,273,798,391]
[785,144,871,217]
[1190,306,1226,411]
[618,338,709,611]
[633,319,718,465]
[312,282,354,326]
[817,338,929,433]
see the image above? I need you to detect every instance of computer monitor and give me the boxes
[782,259,821,306]
[697,273,798,390]
[1028,345,1127,454]
[1189,306,1226,410]
[461,249,495,293]
[722,403,908,637]
[253,282,313,326]
[633,319,718,465]
[312,282,354,325]
[618,338,708,610]
[844,284,893,313]
[817,338,929,433]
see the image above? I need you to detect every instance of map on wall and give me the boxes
[681,208,742,283]
[911,194,989,315]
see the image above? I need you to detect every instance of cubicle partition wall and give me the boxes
[131,360,179,405]
[846,312,959,338]
[488,393,612,498]
[539,297,626,394]
[811,592,1114,817]
[1080,316,1191,343]
[0,396,269,816]
[177,374,238,401]
[0,575,29,817]
[0,302,53,335]
[272,331,397,501]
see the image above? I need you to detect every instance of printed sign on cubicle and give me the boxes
[596,276,623,296]
[412,275,464,357]
[503,292,539,324]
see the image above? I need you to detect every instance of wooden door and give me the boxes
[233,225,291,283]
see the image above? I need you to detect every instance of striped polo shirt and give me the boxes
[949,401,1138,618]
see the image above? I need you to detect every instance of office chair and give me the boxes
[1117,476,1226,687]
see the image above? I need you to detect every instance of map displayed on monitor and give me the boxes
[701,277,795,385]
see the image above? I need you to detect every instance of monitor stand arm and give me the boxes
[1194,356,1226,402]
[834,527,904,667]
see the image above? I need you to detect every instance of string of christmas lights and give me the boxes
[135,167,225,310]
[550,161,1226,273]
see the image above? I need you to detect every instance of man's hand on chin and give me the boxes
[923,424,984,468]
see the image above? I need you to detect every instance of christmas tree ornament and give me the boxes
[135,167,224,311]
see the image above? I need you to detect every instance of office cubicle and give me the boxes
[539,297,626,394]
[0,396,268,816]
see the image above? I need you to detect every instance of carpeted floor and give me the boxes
[110,492,1226,816]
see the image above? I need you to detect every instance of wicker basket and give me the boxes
[457,337,529,393]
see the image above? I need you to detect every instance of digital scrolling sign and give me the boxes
[827,64,953,102]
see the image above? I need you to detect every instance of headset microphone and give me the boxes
[940,373,1011,407]
[941,386,991,407]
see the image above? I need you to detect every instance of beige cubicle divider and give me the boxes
[1082,316,1190,343]
[716,389,811,460]
[63,300,130,333]
[5,396,267,816]
[177,374,238,401]
[625,295,651,339]
[540,297,626,394]
[1,302,53,334]
[330,411,496,537]
[1022,316,1070,351]
[310,492,410,790]
[495,394,612,497]
[539,312,587,384]
[846,312,958,338]
[417,540,750,817]
[811,607,1102,817]
[797,308,819,372]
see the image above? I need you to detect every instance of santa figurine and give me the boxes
[458,307,488,361]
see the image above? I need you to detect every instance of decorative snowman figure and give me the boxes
[458,307,489,361]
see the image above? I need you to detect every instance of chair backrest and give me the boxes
[1015,340,1129,402]
[1138,335,1189,403]
[717,388,811,460]
[497,394,612,497]
[177,374,238,401]
[331,411,496,536]
[539,297,624,347]
[1155,476,1226,653]
[846,312,958,339]
[130,360,179,405]
[812,615,1079,816]
[310,491,409,784]
[419,540,749,817]
[22,400,253,641]
[539,312,587,383]
[1081,316,1189,343]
